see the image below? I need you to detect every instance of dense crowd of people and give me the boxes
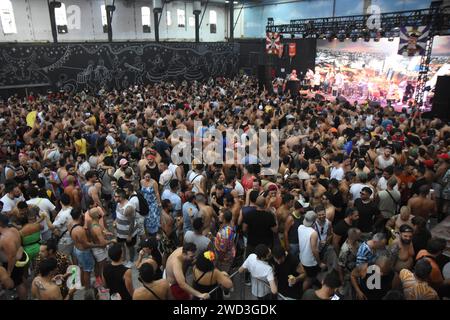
[0,75,449,300]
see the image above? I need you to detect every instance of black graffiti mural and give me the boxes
[0,42,240,93]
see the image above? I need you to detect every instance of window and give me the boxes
[188,16,195,27]
[101,4,107,33]
[141,6,151,33]
[177,9,185,27]
[209,10,217,34]
[55,2,68,33]
[55,3,67,26]
[0,0,17,34]
[166,10,172,26]
[209,10,217,24]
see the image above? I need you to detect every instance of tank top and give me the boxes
[81,183,93,211]
[376,155,395,170]
[192,269,223,300]
[22,232,41,261]
[298,225,318,267]
[359,266,394,300]
[116,202,137,239]
[188,171,203,193]
[288,213,302,244]
[103,264,132,300]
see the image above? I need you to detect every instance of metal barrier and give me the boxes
[205,266,293,300]
[207,270,240,296]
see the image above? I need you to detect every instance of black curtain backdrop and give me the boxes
[236,38,316,79]
[0,42,239,97]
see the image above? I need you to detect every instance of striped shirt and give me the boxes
[356,242,376,266]
[115,201,137,239]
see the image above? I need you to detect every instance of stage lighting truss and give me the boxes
[266,5,450,106]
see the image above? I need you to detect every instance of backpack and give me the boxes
[131,191,149,216]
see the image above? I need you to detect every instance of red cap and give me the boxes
[422,159,434,168]
[268,184,278,192]
[437,153,450,160]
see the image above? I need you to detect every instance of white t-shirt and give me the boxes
[160,166,177,190]
[377,177,400,192]
[27,197,56,215]
[27,197,57,238]
[78,161,91,178]
[52,207,73,246]
[234,181,245,197]
[298,170,311,181]
[330,166,344,181]
[0,194,25,213]
[242,253,274,298]
[187,171,204,194]
[349,183,372,200]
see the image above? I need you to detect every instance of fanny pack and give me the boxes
[15,251,30,268]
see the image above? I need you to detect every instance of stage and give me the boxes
[299,89,432,113]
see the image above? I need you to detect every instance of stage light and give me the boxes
[388,37,394,41]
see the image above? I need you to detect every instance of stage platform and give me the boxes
[299,89,432,113]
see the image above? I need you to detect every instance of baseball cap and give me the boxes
[329,127,338,134]
[297,197,310,208]
[268,184,278,192]
[119,158,128,166]
[437,153,449,160]
[422,159,434,168]
[303,211,317,227]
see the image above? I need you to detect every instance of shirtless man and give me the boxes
[0,215,28,299]
[64,175,81,209]
[386,206,414,233]
[31,257,76,300]
[164,242,209,300]
[389,224,415,272]
[195,193,216,234]
[276,194,294,243]
[88,208,115,286]
[407,185,436,220]
[69,208,102,289]
[0,265,14,291]
[389,224,415,288]
[133,263,170,300]
[305,173,327,207]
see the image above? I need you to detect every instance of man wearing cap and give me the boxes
[297,211,322,291]
[284,196,309,258]
[114,158,134,181]
[389,224,415,277]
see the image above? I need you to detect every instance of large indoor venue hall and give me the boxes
[0,0,449,302]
